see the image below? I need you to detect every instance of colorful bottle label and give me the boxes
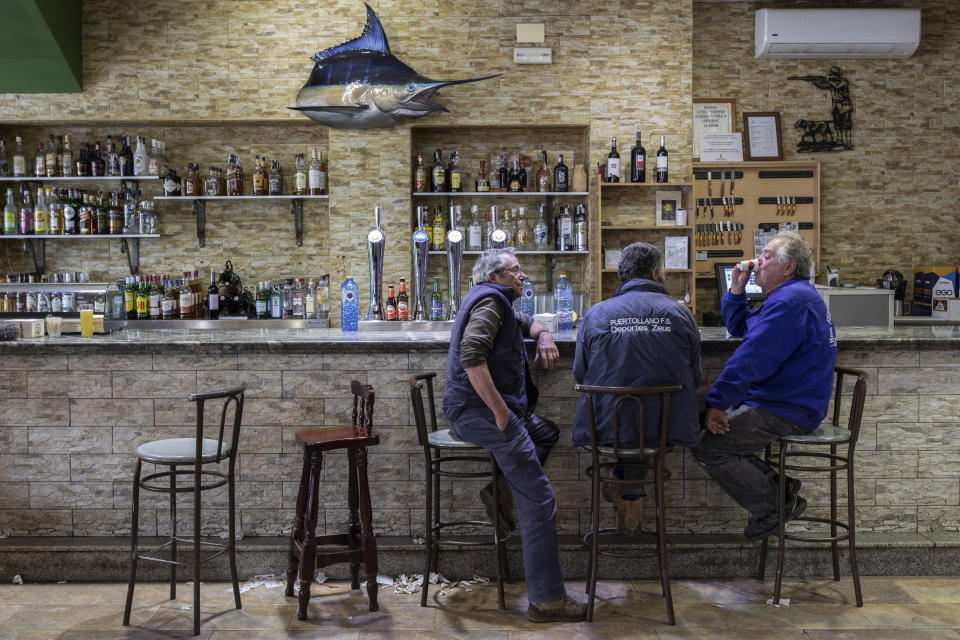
[431,299,443,320]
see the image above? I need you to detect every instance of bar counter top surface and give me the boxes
[0,325,958,353]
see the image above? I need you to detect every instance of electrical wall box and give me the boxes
[516,24,545,43]
[514,47,552,64]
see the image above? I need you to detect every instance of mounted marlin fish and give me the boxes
[290,3,500,129]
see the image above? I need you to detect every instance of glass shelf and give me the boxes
[602,225,692,231]
[413,191,588,197]
[599,182,690,188]
[0,233,160,239]
[0,176,134,182]
[154,195,328,201]
[428,250,589,255]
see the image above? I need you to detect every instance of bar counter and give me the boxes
[2,325,959,579]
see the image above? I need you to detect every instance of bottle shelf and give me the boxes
[154,195,329,201]
[601,268,692,273]
[598,182,690,188]
[0,233,161,240]
[413,191,589,197]
[602,225,692,231]
[0,176,136,182]
[428,250,589,255]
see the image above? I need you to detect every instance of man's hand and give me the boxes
[729,265,750,296]
[705,407,730,435]
[534,331,559,370]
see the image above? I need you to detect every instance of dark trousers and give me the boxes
[692,406,808,521]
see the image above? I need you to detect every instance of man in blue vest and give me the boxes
[573,242,702,531]
[444,248,585,623]
[693,232,837,541]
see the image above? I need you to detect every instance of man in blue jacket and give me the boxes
[693,232,837,541]
[573,242,702,530]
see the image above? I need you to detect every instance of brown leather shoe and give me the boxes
[616,496,644,532]
[526,595,587,623]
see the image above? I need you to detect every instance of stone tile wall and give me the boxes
[0,345,956,537]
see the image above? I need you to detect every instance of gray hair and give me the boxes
[772,231,813,280]
[618,242,662,283]
[472,247,517,284]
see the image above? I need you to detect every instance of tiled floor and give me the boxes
[0,576,959,638]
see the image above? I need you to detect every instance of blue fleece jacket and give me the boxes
[706,278,837,430]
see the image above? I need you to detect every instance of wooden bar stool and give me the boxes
[408,372,511,610]
[575,384,682,624]
[759,366,868,607]
[285,380,380,621]
[123,384,246,637]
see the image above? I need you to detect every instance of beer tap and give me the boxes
[366,206,385,320]
[446,205,464,319]
[412,205,430,321]
[489,205,507,248]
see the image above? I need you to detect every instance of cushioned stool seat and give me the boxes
[135,438,232,464]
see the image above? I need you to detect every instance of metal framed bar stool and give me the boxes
[408,372,511,610]
[123,383,246,637]
[285,380,380,621]
[575,383,682,624]
[759,366,868,607]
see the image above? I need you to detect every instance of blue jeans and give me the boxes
[451,406,566,603]
[692,406,808,520]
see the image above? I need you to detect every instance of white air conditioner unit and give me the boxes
[755,8,920,60]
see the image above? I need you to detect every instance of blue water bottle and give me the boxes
[516,280,535,315]
[340,276,359,332]
[554,275,573,331]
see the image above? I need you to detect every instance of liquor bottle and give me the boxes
[92,141,105,177]
[384,285,397,320]
[18,185,32,234]
[80,191,94,235]
[630,131,646,183]
[65,188,79,235]
[396,278,409,320]
[148,140,160,176]
[536,150,551,192]
[515,206,530,249]
[317,149,328,195]
[72,142,87,177]
[161,280,176,319]
[47,188,62,235]
[305,279,316,318]
[318,275,330,313]
[133,136,148,176]
[3,188,16,235]
[120,136,134,176]
[179,272,194,319]
[431,149,445,192]
[255,282,269,318]
[95,191,108,234]
[502,209,516,247]
[292,277,305,318]
[555,204,573,251]
[431,205,445,251]
[124,276,137,319]
[467,205,482,251]
[268,282,282,318]
[61,135,73,177]
[136,276,150,319]
[225,154,239,196]
[447,151,462,192]
[208,270,220,320]
[656,135,668,183]
[34,142,46,177]
[33,187,47,234]
[294,153,307,196]
[12,136,26,177]
[553,154,568,192]
[268,159,282,195]
[183,163,200,197]
[483,210,494,249]
[308,148,323,195]
[518,159,527,190]
[252,155,266,195]
[106,136,120,176]
[606,137,620,183]
[476,160,490,192]
[683,281,691,305]
[204,167,219,197]
[45,134,59,177]
[534,203,549,250]
[414,150,427,192]
[508,161,522,192]
[430,277,443,320]
[453,204,466,239]
[0,138,7,177]
[574,204,588,251]
[498,149,509,192]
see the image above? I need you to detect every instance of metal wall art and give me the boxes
[789,66,854,152]
[290,3,500,129]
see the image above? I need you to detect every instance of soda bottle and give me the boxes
[340,276,360,331]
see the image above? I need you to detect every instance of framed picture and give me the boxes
[693,98,737,160]
[656,190,682,227]
[743,111,783,160]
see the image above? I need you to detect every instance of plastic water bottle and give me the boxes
[340,276,359,332]
[554,275,573,330]
[516,280,535,316]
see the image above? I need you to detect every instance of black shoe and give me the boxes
[744,495,807,541]
[526,595,587,623]
[480,482,516,539]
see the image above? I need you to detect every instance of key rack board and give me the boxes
[691,160,820,276]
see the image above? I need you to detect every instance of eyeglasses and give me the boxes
[497,266,523,275]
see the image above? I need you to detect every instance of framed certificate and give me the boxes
[743,111,783,160]
[693,98,737,161]
[656,190,682,227]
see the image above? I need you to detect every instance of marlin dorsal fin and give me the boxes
[311,3,390,63]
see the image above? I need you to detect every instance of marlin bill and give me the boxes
[289,3,500,129]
